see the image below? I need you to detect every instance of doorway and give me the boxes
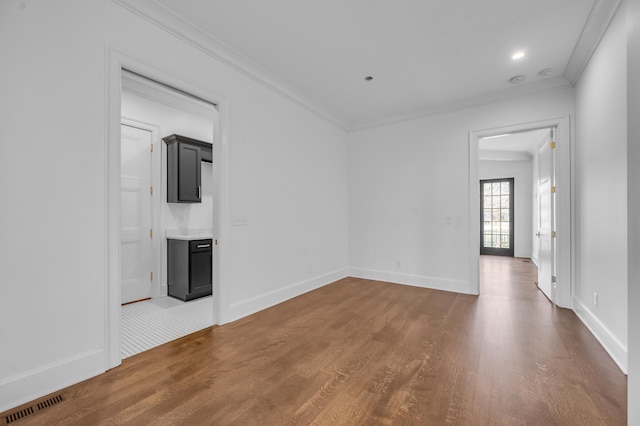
[480,178,514,257]
[119,70,218,358]
[107,51,230,369]
[468,118,571,308]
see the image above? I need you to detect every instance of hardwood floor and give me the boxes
[3,256,627,425]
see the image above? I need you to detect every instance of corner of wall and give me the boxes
[227,268,349,322]
[348,268,473,295]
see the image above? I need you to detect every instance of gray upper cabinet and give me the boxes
[163,134,212,203]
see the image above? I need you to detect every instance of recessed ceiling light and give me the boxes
[364,76,373,81]
[512,51,525,60]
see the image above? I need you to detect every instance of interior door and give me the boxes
[537,130,555,303]
[120,124,153,304]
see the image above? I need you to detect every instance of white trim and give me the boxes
[111,0,618,132]
[0,349,104,414]
[106,48,232,372]
[351,79,572,132]
[228,269,349,323]
[469,117,572,308]
[111,0,347,131]
[564,0,624,84]
[573,297,628,374]
[349,268,472,295]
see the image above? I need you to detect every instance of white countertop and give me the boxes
[165,229,213,240]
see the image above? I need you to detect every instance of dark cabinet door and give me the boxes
[167,238,212,301]
[165,138,202,203]
[190,248,212,294]
[177,143,201,202]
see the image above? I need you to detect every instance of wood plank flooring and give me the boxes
[2,256,627,425]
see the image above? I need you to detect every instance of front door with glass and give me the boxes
[480,178,514,257]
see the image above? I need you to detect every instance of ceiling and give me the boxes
[117,0,620,130]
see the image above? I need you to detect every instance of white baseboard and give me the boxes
[348,267,472,294]
[0,348,105,413]
[573,297,628,374]
[227,268,349,322]
[530,252,539,267]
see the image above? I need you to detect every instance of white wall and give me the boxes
[348,88,574,293]
[478,160,533,259]
[574,5,628,372]
[121,89,216,295]
[628,0,640,421]
[0,0,348,412]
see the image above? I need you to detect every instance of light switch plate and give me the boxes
[232,215,249,226]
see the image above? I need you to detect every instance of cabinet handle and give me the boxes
[197,244,211,248]
[198,185,202,199]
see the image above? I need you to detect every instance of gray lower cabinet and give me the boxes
[167,238,212,301]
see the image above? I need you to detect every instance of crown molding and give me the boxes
[563,0,623,85]
[114,0,617,133]
[112,0,349,131]
[348,77,572,132]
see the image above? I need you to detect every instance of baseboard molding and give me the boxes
[573,297,628,374]
[349,267,472,294]
[0,348,105,413]
[228,268,349,322]
[530,253,539,267]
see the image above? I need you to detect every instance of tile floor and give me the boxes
[121,296,214,359]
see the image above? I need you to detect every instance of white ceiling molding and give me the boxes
[349,77,571,133]
[114,0,619,132]
[563,0,623,84]
[112,0,349,130]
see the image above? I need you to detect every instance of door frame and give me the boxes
[106,49,231,370]
[480,178,515,257]
[468,117,573,308]
[121,119,163,299]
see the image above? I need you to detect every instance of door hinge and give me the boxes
[551,276,557,283]
[550,141,556,149]
[150,186,153,196]
[150,143,154,153]
[150,271,153,281]
[551,231,557,238]
[150,229,153,238]
[551,186,556,193]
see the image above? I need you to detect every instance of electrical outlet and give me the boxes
[593,292,598,307]
[395,260,402,268]
[445,216,453,225]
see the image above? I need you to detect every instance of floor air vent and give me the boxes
[5,394,64,424]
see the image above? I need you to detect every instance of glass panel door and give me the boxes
[480,178,514,256]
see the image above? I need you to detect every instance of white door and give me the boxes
[537,130,555,303]
[120,124,153,304]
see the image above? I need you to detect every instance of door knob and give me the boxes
[536,232,541,237]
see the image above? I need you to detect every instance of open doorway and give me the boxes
[106,52,230,370]
[119,70,219,358]
[469,118,571,308]
[478,128,553,301]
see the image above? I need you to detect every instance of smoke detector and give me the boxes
[508,75,525,85]
[537,68,552,78]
